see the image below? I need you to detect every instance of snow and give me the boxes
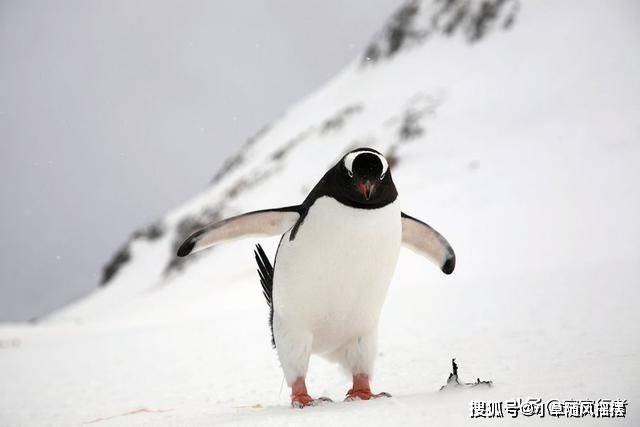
[1,0,639,425]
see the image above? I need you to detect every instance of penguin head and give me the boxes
[339,148,393,204]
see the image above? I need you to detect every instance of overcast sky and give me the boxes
[0,0,400,321]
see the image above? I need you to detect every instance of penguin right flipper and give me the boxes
[401,212,456,275]
[177,206,301,257]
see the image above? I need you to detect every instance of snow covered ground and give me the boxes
[1,0,639,425]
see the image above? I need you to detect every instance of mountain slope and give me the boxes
[1,0,639,425]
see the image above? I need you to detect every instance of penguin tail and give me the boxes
[254,244,273,305]
[254,244,275,347]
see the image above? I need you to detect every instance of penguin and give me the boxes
[177,147,455,407]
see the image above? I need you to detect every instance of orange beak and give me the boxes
[357,180,376,200]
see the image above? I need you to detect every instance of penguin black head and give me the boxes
[329,148,397,208]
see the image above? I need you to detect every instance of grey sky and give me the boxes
[0,0,399,321]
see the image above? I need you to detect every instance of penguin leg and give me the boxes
[273,318,331,407]
[290,378,332,408]
[346,373,391,401]
[340,329,391,401]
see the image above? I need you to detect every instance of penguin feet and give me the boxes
[344,373,392,402]
[344,390,391,401]
[291,395,333,408]
[290,377,333,408]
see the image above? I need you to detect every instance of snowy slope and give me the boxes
[1,0,639,425]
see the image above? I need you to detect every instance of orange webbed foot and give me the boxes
[290,377,332,408]
[344,389,391,401]
[344,373,391,402]
[291,394,332,408]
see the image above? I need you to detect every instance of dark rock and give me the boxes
[210,123,272,185]
[362,0,520,65]
[164,206,224,274]
[440,358,493,390]
[320,104,363,134]
[100,221,165,286]
[100,245,131,286]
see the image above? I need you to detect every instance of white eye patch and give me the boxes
[343,150,389,178]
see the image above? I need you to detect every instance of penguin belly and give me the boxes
[272,196,401,355]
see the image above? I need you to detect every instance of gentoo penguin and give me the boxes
[177,147,455,407]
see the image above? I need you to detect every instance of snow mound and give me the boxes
[1,0,639,425]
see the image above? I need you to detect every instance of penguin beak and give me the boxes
[357,180,376,200]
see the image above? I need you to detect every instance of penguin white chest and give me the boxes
[272,196,401,353]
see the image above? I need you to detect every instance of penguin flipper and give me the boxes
[401,212,455,274]
[177,206,301,257]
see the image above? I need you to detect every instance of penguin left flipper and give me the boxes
[177,206,301,257]
[401,212,456,274]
